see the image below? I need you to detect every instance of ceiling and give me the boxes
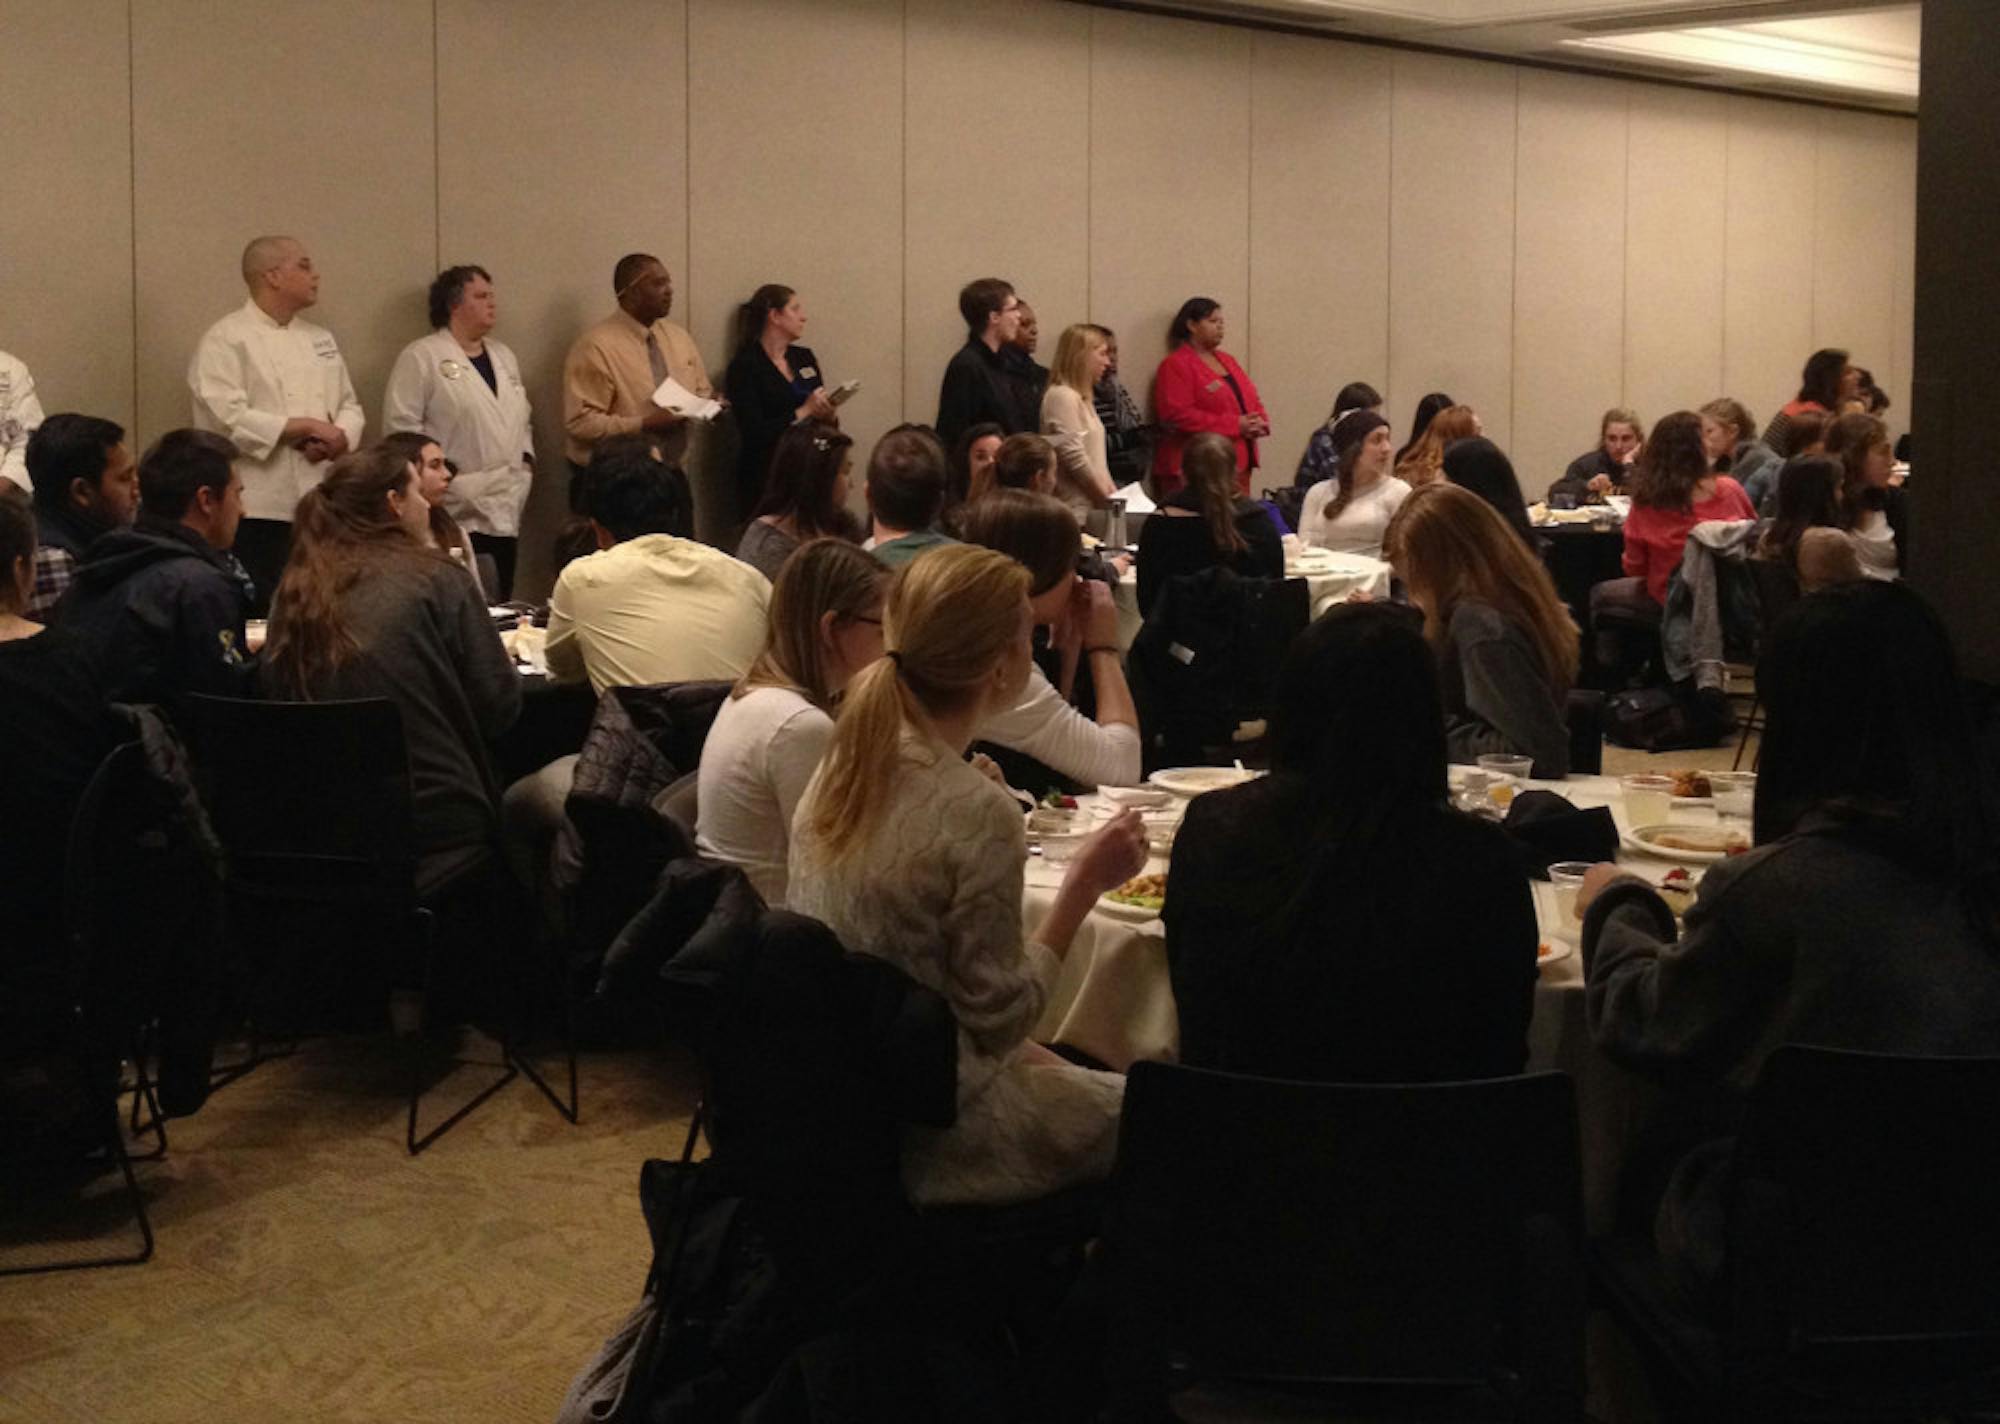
[1097,1,1921,112]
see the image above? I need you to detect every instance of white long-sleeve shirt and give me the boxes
[188,299,365,522]
[0,351,45,492]
[977,664,1141,789]
[381,329,534,537]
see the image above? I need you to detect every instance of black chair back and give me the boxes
[1731,1045,2000,1399]
[185,693,416,899]
[1107,1062,1583,1409]
[1564,689,1605,776]
[1130,567,1309,768]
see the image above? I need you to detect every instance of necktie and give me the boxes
[646,331,668,386]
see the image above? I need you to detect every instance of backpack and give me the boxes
[1603,684,1734,753]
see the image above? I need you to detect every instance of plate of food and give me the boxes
[1099,872,1166,921]
[1537,938,1574,966]
[1653,866,1699,918]
[1149,767,1254,798]
[1669,770,1713,803]
[1623,823,1750,863]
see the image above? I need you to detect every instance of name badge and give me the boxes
[313,337,340,362]
[440,358,467,381]
[1203,378,1223,394]
[799,366,818,381]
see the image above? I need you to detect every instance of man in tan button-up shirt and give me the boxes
[561,253,714,494]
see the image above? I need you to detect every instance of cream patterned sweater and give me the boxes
[789,729,1123,1205]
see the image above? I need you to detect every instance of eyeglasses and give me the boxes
[850,615,883,626]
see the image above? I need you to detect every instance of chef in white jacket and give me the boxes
[381,264,534,597]
[0,349,45,492]
[188,234,365,611]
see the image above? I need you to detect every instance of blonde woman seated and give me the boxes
[788,544,1148,1206]
[1040,324,1116,521]
[1386,481,1578,778]
[696,539,885,908]
[1298,410,1408,559]
[1392,403,1479,488]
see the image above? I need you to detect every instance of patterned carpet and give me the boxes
[0,1036,699,1424]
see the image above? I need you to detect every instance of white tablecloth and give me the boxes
[1111,550,1393,651]
[1020,774,1728,1229]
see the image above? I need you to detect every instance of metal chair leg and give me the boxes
[0,1052,156,1277]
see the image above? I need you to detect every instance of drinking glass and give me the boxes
[1620,774,1676,827]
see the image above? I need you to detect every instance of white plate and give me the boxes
[1537,939,1574,967]
[1097,892,1163,922]
[1622,823,1749,863]
[1100,785,1172,809]
[1149,767,1254,798]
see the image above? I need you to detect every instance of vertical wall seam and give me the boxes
[1385,55,1395,418]
[901,0,909,423]
[1245,34,1254,378]
[1508,69,1520,450]
[1085,9,1093,320]
[1620,90,1631,406]
[685,0,693,295]
[127,0,139,432]
[432,0,442,269]
[1719,101,1730,396]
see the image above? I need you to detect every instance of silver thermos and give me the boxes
[1107,496,1128,552]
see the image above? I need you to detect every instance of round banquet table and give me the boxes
[1022,773,1728,1231]
[1112,547,1393,651]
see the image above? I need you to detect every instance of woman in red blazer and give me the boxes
[1150,297,1269,495]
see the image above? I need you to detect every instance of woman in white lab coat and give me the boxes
[383,265,534,596]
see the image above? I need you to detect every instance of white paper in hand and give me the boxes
[650,375,722,421]
[1113,480,1157,516]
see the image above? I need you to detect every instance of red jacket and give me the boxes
[1150,343,1266,495]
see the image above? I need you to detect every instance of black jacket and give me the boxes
[725,341,824,514]
[57,517,253,718]
[935,339,1034,449]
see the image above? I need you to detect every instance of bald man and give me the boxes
[188,235,364,610]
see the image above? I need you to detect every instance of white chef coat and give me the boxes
[0,350,45,492]
[381,329,535,538]
[188,299,365,522]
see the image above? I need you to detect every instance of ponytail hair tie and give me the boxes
[886,649,904,668]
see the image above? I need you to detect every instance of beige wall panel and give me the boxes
[1249,32,1392,484]
[1089,10,1252,421]
[1885,122,1917,445]
[1814,109,1909,433]
[131,0,435,454]
[1388,53,1517,450]
[1511,70,1626,493]
[1722,96,1816,430]
[436,0,688,596]
[0,0,134,430]
[687,0,902,540]
[1623,87,1727,427]
[905,0,1091,423]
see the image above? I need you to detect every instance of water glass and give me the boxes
[1711,770,1756,819]
[1620,774,1676,828]
[1547,861,1593,927]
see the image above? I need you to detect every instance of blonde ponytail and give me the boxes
[803,544,1030,863]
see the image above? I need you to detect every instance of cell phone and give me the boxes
[827,379,862,407]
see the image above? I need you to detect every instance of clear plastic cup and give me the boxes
[1548,861,1593,925]
[1711,770,1756,819]
[1620,774,1676,828]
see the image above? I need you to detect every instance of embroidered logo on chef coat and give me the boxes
[312,336,341,362]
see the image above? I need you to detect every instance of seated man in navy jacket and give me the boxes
[60,427,254,719]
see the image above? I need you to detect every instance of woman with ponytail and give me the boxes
[1297,408,1408,558]
[724,283,840,524]
[1136,431,1283,617]
[266,444,520,886]
[789,543,1148,1205]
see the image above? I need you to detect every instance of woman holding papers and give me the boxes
[726,284,841,528]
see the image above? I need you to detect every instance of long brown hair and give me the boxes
[1181,433,1245,556]
[1394,404,1477,487]
[1824,411,1891,520]
[379,431,474,569]
[735,538,885,711]
[265,446,441,696]
[1630,411,1709,513]
[1386,481,1579,693]
[801,544,1029,865]
[1323,410,1390,521]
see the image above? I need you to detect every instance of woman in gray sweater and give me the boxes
[265,444,521,891]
[1576,582,2000,1310]
[1386,481,1578,778]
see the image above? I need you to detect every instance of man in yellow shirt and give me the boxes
[543,438,768,696]
[561,253,715,512]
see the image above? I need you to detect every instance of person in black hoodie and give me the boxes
[60,428,253,718]
[24,412,137,618]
